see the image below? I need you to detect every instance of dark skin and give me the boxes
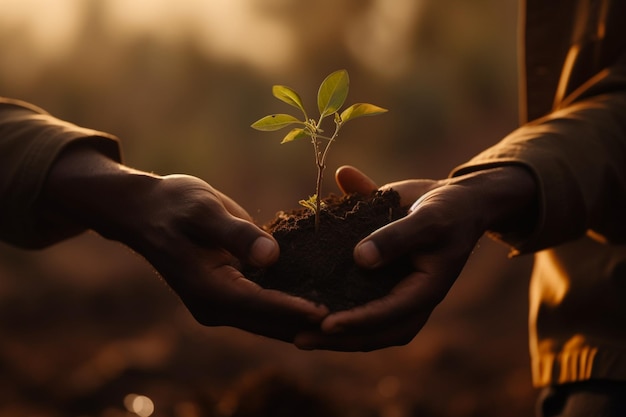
[40,143,328,343]
[295,164,539,351]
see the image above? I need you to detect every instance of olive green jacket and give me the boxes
[454,0,626,386]
[0,98,120,248]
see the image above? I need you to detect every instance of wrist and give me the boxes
[41,143,161,242]
[449,165,539,234]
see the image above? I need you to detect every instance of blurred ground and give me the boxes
[0,235,536,417]
[0,1,541,416]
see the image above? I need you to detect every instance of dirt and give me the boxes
[245,190,412,311]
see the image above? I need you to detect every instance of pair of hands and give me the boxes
[129,166,489,351]
[44,145,535,351]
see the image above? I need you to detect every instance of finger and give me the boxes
[209,190,281,267]
[294,314,428,351]
[195,206,279,267]
[180,263,328,341]
[217,217,280,267]
[294,271,440,350]
[213,188,254,221]
[321,270,437,333]
[335,165,378,195]
[234,286,330,340]
[380,179,441,207]
[353,213,424,268]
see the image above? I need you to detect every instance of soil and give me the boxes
[245,190,412,312]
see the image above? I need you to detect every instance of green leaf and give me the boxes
[340,103,388,123]
[273,85,307,118]
[280,127,310,144]
[298,195,318,213]
[298,194,325,213]
[251,114,302,131]
[317,69,349,118]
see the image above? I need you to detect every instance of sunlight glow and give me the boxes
[104,0,295,73]
[345,0,423,78]
[0,0,85,58]
[0,0,425,79]
[0,0,295,76]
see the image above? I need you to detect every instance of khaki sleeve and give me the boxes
[0,98,121,249]
[451,58,626,255]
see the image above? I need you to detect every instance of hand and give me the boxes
[42,145,328,342]
[122,174,329,342]
[294,165,536,351]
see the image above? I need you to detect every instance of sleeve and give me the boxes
[0,98,121,249]
[451,54,626,255]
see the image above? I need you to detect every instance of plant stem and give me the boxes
[309,130,323,233]
[314,158,324,233]
[320,121,341,167]
[311,119,342,233]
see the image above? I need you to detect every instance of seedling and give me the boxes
[251,69,387,231]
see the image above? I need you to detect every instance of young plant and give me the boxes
[251,69,387,231]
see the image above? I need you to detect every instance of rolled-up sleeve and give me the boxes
[452,59,626,254]
[0,98,121,248]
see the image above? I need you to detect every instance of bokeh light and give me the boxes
[124,394,155,417]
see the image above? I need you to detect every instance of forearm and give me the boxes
[446,166,539,240]
[453,90,626,252]
[40,143,161,249]
[0,98,120,248]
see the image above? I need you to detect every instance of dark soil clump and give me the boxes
[246,190,412,312]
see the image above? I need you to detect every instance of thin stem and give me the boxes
[312,118,343,233]
[319,121,341,168]
[314,156,324,233]
[310,133,322,232]
[306,115,344,233]
[313,134,336,141]
[317,113,325,129]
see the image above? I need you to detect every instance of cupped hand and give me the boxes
[294,166,486,351]
[126,174,330,342]
[43,146,328,343]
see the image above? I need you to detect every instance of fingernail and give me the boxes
[250,237,278,266]
[355,241,381,268]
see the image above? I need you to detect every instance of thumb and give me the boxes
[209,189,280,267]
[200,209,279,268]
[353,212,422,269]
[248,233,280,267]
[335,165,378,195]
[224,219,280,267]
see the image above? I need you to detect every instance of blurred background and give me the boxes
[0,0,538,416]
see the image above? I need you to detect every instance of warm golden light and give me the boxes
[345,0,424,78]
[104,0,296,73]
[0,0,85,57]
[0,0,435,80]
[0,0,296,76]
